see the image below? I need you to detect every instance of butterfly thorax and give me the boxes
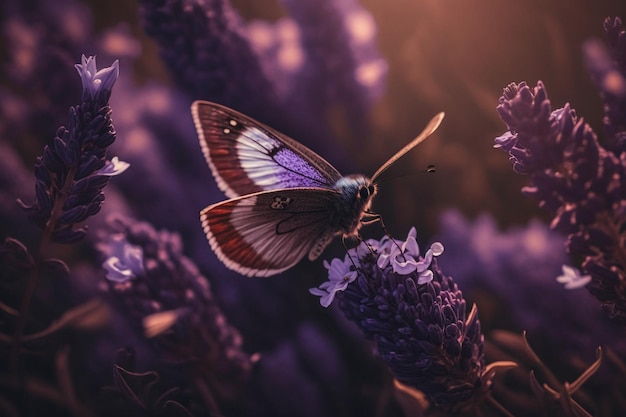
[331,175,377,236]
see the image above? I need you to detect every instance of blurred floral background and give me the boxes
[2,0,626,416]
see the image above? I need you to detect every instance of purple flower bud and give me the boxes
[74,55,120,103]
[97,214,253,398]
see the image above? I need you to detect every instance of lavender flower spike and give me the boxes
[495,79,626,322]
[316,229,491,412]
[310,228,443,307]
[98,214,253,404]
[18,55,126,243]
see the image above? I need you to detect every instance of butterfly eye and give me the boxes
[359,186,370,199]
[368,185,375,195]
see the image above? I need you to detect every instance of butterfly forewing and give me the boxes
[192,101,342,198]
[200,188,340,277]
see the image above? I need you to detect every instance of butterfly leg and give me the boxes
[341,235,367,276]
[353,233,377,257]
[363,211,407,261]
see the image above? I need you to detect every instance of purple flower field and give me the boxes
[1,0,626,416]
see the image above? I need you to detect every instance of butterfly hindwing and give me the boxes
[192,101,342,198]
[200,188,340,277]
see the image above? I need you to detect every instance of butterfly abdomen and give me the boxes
[332,175,377,236]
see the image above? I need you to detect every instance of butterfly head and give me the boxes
[333,175,377,236]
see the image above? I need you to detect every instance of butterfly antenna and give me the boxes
[371,112,444,182]
[375,163,437,185]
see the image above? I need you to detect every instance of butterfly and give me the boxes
[191,100,444,277]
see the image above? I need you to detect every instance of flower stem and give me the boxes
[10,165,78,371]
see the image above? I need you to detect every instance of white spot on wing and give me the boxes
[235,127,283,187]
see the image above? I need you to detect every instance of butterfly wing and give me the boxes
[201,188,341,277]
[192,101,342,198]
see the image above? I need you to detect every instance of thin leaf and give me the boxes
[112,364,159,409]
[557,383,593,417]
[568,347,602,393]
[22,298,110,345]
[0,301,19,317]
[161,400,195,417]
[522,331,561,388]
[528,370,545,400]
[39,258,70,280]
[558,383,576,417]
[482,360,518,381]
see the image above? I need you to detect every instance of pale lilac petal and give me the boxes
[101,233,144,282]
[320,291,336,308]
[377,252,390,268]
[417,270,434,285]
[430,242,444,256]
[401,235,420,257]
[309,287,327,297]
[95,156,130,176]
[75,55,119,100]
[392,256,418,275]
[556,265,591,289]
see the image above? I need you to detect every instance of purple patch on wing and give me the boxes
[273,148,330,187]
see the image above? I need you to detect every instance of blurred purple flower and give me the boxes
[138,0,385,162]
[315,228,489,412]
[0,0,94,146]
[591,17,626,152]
[436,210,626,382]
[17,55,125,243]
[97,214,253,404]
[138,0,276,118]
[101,233,144,283]
[495,77,626,322]
[281,0,387,136]
[556,265,592,290]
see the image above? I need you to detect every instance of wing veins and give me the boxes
[275,211,331,235]
[238,128,334,188]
